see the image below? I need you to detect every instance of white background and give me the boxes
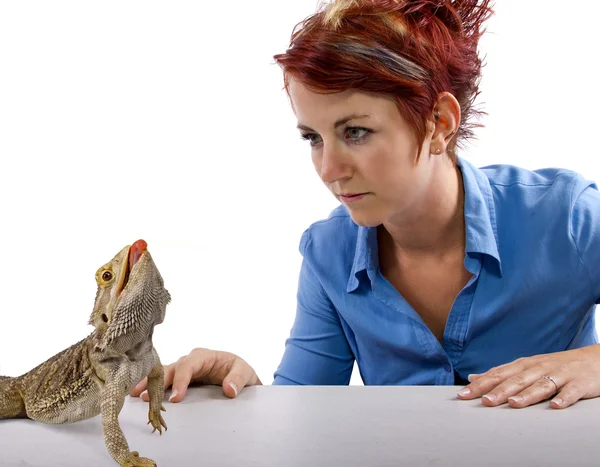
[1,1,599,387]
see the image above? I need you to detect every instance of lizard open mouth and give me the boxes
[117,239,148,294]
[128,239,147,270]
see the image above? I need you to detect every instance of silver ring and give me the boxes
[541,375,558,393]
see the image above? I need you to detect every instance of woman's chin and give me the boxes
[347,212,383,228]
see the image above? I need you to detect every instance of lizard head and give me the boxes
[89,239,171,351]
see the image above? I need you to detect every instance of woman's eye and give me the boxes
[345,127,369,141]
[300,127,369,147]
[300,133,322,147]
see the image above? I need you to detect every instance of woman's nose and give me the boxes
[317,143,352,184]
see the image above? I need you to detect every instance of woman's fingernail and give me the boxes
[551,397,563,406]
[467,374,478,382]
[169,389,178,401]
[230,383,239,397]
[508,395,523,403]
[457,388,471,397]
[140,390,147,399]
[483,394,497,403]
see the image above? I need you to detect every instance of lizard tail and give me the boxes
[0,376,26,418]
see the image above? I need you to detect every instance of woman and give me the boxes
[132,0,600,409]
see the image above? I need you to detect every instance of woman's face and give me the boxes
[288,79,437,227]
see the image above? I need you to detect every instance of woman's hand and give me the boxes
[456,345,600,409]
[130,348,262,402]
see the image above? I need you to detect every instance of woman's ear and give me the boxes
[429,92,461,156]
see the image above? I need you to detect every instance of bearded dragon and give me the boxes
[0,239,171,466]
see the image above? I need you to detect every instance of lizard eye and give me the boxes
[102,271,113,281]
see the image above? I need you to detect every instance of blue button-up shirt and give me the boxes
[273,157,600,385]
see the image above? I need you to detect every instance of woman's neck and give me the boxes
[380,159,465,259]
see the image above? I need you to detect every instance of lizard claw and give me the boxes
[148,409,167,434]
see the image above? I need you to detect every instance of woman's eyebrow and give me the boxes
[297,114,371,132]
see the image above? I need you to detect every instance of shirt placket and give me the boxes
[438,254,483,384]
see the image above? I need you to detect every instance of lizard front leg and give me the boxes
[101,376,156,467]
[145,357,167,434]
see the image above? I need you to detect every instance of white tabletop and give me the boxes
[0,385,597,466]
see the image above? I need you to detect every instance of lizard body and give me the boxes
[0,239,171,466]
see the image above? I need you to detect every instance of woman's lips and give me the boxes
[339,192,368,204]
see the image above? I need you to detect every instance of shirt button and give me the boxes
[443,363,451,372]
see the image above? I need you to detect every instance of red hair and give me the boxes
[273,0,494,159]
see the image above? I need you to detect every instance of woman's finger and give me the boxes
[222,356,262,398]
[163,363,176,389]
[477,370,550,406]
[461,357,537,400]
[169,359,198,402]
[467,373,481,382]
[130,377,148,397]
[458,363,524,399]
[506,374,562,408]
[548,380,584,409]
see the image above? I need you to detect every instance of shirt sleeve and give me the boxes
[272,232,355,385]
[571,179,600,304]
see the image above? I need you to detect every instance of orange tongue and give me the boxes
[129,239,147,269]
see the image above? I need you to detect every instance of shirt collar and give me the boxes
[458,156,502,272]
[346,155,502,293]
[347,224,378,292]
